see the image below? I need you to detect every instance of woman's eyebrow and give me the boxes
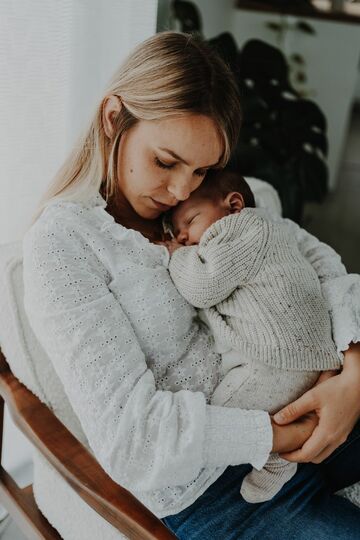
[158,147,219,169]
[158,147,189,165]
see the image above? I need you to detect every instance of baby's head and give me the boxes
[171,170,255,245]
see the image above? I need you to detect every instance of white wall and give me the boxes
[0,0,158,246]
[157,0,234,37]
[0,0,157,478]
[68,0,159,151]
[0,1,73,245]
[191,0,234,38]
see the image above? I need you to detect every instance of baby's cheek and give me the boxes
[193,224,206,243]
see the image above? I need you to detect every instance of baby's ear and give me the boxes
[224,192,245,214]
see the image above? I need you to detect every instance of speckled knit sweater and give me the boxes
[169,208,342,371]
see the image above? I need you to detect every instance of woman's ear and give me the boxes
[102,95,122,138]
[224,192,245,214]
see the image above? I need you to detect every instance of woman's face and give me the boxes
[116,114,223,220]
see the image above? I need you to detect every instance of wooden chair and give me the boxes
[0,348,177,539]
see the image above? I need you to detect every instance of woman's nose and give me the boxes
[167,176,192,202]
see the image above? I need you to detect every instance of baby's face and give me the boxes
[171,195,228,245]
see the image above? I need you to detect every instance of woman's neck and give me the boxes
[104,191,165,243]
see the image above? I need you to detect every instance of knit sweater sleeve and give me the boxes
[22,213,272,493]
[283,218,360,353]
[169,212,269,308]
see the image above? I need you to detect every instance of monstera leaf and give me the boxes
[209,36,329,222]
[170,2,329,223]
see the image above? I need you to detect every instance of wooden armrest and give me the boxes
[0,351,177,539]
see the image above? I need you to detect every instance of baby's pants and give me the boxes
[211,352,319,503]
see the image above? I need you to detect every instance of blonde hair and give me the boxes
[32,31,242,223]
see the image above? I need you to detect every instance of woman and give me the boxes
[23,32,360,538]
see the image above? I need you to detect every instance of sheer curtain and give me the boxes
[0,0,158,245]
[0,0,157,478]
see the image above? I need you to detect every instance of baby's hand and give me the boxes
[157,239,184,255]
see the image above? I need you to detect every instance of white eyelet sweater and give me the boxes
[169,208,342,371]
[22,181,360,518]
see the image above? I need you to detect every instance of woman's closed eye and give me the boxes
[154,157,175,170]
[154,156,208,177]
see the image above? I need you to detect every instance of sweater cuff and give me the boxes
[322,274,360,356]
[203,405,272,471]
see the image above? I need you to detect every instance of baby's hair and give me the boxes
[195,169,256,208]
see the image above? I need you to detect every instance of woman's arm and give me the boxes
[283,218,360,355]
[271,221,360,462]
[23,211,273,491]
[252,212,360,462]
[283,217,346,283]
[246,180,360,462]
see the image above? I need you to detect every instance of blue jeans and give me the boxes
[162,421,360,539]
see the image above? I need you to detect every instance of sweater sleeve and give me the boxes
[23,214,272,493]
[283,218,360,353]
[168,212,269,309]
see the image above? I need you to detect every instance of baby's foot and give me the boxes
[240,456,297,503]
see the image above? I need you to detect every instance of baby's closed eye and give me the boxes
[188,214,199,225]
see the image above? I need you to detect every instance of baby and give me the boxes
[164,170,342,504]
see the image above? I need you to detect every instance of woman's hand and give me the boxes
[271,412,318,454]
[273,342,360,464]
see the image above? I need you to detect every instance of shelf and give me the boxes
[235,1,360,24]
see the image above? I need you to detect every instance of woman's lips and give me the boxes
[150,198,174,211]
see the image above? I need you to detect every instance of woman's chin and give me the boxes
[138,198,171,219]
[137,205,162,220]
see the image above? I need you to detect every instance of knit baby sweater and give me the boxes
[169,208,342,371]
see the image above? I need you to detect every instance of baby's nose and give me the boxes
[176,231,187,244]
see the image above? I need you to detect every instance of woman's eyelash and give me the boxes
[154,157,175,169]
[195,169,207,177]
[155,156,207,176]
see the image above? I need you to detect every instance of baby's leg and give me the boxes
[211,357,319,503]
